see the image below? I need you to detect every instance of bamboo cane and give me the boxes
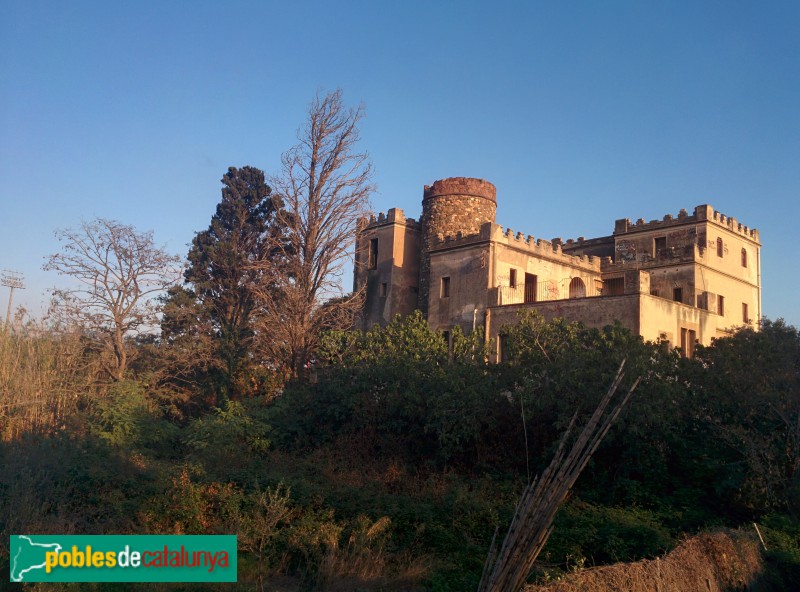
[478,359,640,592]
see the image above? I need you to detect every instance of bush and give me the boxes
[184,400,271,475]
[540,499,675,569]
[90,380,180,456]
[758,514,800,590]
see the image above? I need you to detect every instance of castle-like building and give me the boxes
[354,177,761,359]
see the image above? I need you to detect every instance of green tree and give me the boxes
[496,311,697,511]
[180,166,285,403]
[690,319,800,515]
[154,285,217,413]
[274,313,501,467]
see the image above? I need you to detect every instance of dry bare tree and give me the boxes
[44,218,182,381]
[257,90,373,379]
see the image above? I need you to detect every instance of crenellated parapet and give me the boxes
[358,208,421,232]
[487,223,602,271]
[559,236,603,247]
[430,229,485,249]
[703,206,760,242]
[423,177,497,203]
[614,204,759,242]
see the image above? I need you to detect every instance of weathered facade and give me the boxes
[354,177,761,358]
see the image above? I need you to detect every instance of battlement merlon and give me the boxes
[430,229,486,250]
[488,223,602,271]
[357,208,421,232]
[560,235,614,248]
[428,222,603,271]
[613,204,760,243]
[423,177,497,204]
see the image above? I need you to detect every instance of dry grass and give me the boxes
[526,530,763,592]
[0,322,97,439]
[315,515,428,592]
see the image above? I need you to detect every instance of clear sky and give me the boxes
[1,1,798,327]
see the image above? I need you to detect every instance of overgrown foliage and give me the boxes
[17,92,800,589]
[4,304,799,590]
[689,319,800,516]
[0,317,97,439]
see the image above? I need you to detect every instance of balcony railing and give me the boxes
[495,277,602,306]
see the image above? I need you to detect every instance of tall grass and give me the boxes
[0,321,98,439]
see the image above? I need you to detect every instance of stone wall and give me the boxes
[354,208,421,329]
[486,294,643,362]
[486,292,722,362]
[427,241,491,332]
[419,178,497,313]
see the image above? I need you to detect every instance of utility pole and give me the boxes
[2,270,25,332]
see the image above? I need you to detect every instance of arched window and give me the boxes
[741,248,747,267]
[569,277,586,299]
[716,237,723,257]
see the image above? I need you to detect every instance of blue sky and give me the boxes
[1,1,798,326]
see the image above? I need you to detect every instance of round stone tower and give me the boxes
[418,177,497,313]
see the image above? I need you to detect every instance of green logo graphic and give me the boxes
[10,535,237,582]
[10,536,63,582]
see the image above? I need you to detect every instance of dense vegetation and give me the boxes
[3,93,797,591]
[2,311,798,590]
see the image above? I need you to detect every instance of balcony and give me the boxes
[494,277,602,306]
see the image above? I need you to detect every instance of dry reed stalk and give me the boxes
[0,324,96,439]
[478,359,640,592]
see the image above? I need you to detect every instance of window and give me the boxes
[717,295,725,316]
[603,277,624,296]
[440,276,450,298]
[716,237,723,257]
[524,273,538,303]
[569,277,586,299]
[673,287,683,303]
[379,282,387,297]
[680,328,696,358]
[498,334,509,363]
[368,238,378,269]
[509,268,517,288]
[654,236,667,256]
[741,248,747,268]
[742,302,749,324]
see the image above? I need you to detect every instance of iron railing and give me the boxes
[495,277,602,306]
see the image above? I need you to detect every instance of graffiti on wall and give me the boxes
[616,240,637,263]
[667,227,698,245]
